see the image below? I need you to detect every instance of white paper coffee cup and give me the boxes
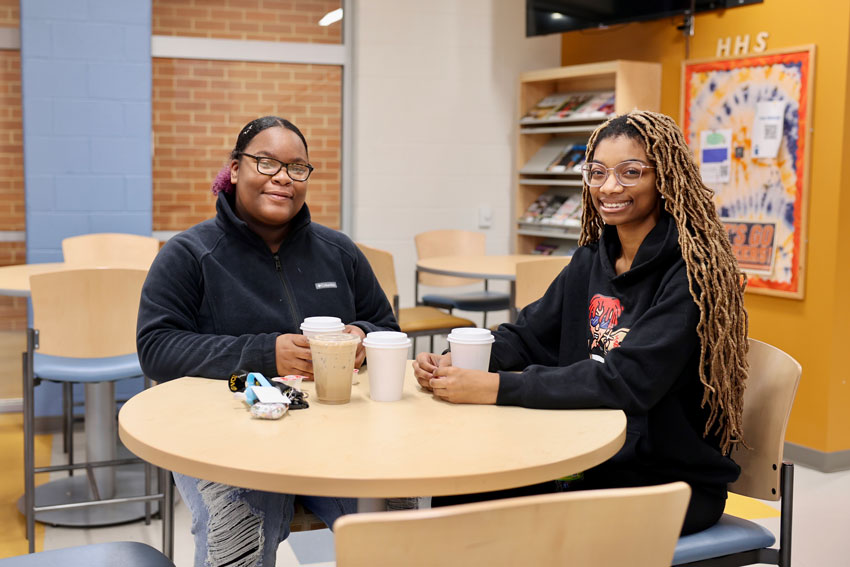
[363,331,411,402]
[300,316,345,338]
[447,328,494,371]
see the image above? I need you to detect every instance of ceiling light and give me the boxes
[319,8,343,26]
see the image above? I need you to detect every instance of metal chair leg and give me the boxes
[160,467,174,559]
[64,382,74,476]
[23,332,36,553]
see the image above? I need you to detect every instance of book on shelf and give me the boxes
[521,90,616,123]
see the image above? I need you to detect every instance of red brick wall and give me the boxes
[152,0,342,43]
[153,58,341,230]
[0,0,18,27]
[0,45,25,330]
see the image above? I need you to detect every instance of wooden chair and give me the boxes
[514,257,571,311]
[62,233,160,269]
[673,338,802,566]
[414,230,510,327]
[22,268,173,558]
[60,232,161,455]
[358,243,475,353]
[0,542,174,567]
[335,482,691,567]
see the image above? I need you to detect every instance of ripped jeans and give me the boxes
[174,472,357,567]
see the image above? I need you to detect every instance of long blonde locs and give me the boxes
[580,110,749,454]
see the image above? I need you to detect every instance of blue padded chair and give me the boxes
[22,268,173,558]
[0,542,174,566]
[672,338,801,566]
[414,230,510,328]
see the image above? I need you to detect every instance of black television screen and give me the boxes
[527,0,763,37]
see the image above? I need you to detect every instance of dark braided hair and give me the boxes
[211,116,309,195]
[581,110,749,454]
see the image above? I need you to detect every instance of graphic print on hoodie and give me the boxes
[588,293,630,362]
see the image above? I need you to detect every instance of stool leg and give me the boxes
[23,338,35,553]
[64,382,74,476]
[160,467,174,559]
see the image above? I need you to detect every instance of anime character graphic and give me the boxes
[588,294,630,357]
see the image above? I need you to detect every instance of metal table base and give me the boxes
[18,466,158,527]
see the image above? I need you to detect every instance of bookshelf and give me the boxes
[514,60,662,255]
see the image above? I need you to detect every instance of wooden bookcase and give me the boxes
[514,60,662,254]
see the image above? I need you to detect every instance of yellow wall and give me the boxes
[560,0,850,453]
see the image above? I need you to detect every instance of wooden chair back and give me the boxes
[415,230,486,287]
[515,257,571,309]
[356,242,398,313]
[30,268,148,359]
[729,338,801,501]
[335,482,691,567]
[62,233,160,269]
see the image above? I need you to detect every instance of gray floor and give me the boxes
[39,431,850,566]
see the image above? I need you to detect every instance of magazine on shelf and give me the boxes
[521,91,616,123]
[519,137,586,175]
[521,93,573,121]
[551,93,596,119]
[518,188,582,229]
[571,91,616,119]
[532,240,577,256]
[547,144,586,173]
[541,193,582,225]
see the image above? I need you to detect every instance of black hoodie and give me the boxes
[494,211,740,490]
[137,192,398,382]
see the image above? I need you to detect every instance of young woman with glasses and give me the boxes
[413,110,749,535]
[137,116,399,566]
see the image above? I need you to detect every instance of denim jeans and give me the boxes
[174,472,357,567]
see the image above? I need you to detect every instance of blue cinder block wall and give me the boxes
[20,0,153,418]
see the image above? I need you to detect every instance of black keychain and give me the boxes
[229,370,309,409]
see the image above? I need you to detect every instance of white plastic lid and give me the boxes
[363,331,411,348]
[447,327,494,344]
[300,316,345,332]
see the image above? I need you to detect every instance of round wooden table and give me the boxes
[416,254,559,322]
[0,262,66,296]
[119,363,625,505]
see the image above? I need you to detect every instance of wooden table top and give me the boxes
[0,262,151,296]
[0,263,66,296]
[415,254,555,280]
[119,363,626,498]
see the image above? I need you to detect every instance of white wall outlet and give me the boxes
[478,205,493,229]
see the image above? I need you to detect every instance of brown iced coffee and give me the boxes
[309,333,360,404]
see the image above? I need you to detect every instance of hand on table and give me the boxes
[413,352,499,405]
[413,351,452,391]
[343,324,367,369]
[275,333,313,378]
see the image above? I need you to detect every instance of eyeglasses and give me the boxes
[580,160,655,187]
[239,152,314,181]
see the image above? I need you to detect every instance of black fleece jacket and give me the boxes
[494,211,740,490]
[137,192,398,382]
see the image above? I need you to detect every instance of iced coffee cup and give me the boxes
[300,316,345,338]
[447,328,495,371]
[309,333,361,404]
[363,331,411,402]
